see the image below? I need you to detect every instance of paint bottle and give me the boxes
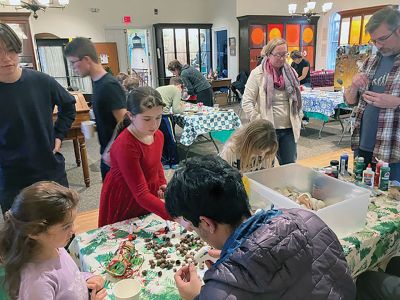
[332,166,339,179]
[362,164,374,189]
[374,160,384,187]
[354,157,365,182]
[379,163,391,191]
[339,152,349,175]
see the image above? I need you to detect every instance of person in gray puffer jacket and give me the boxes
[165,155,356,300]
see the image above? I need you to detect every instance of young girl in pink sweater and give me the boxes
[0,181,106,300]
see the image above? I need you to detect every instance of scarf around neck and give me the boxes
[262,57,302,116]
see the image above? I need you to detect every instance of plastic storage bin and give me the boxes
[244,163,370,238]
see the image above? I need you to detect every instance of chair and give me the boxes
[338,107,357,145]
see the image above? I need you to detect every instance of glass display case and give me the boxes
[0,12,37,69]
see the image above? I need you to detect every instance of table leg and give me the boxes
[209,133,220,153]
[78,136,90,187]
[73,138,81,167]
[318,121,326,139]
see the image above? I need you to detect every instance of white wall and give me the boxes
[1,0,213,41]
[209,0,239,79]
[236,0,395,70]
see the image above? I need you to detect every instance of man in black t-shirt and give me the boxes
[65,38,127,180]
[290,50,311,86]
[0,23,76,213]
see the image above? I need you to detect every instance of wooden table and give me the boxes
[54,92,91,187]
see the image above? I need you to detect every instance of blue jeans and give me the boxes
[160,115,179,166]
[354,149,400,181]
[276,128,297,165]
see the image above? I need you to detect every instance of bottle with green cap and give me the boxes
[379,163,390,191]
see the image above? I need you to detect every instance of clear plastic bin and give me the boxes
[244,163,370,238]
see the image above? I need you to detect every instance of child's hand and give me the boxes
[158,184,167,199]
[86,275,105,291]
[90,288,107,300]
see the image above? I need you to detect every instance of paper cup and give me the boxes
[113,278,141,300]
[81,120,96,139]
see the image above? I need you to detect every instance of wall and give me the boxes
[209,0,239,79]
[1,0,213,41]
[236,0,395,70]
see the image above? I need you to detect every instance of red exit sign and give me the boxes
[123,16,131,24]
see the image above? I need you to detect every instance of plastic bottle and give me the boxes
[339,152,349,175]
[362,164,374,188]
[374,160,384,187]
[379,163,391,191]
[355,157,365,182]
[332,166,339,179]
[325,167,333,177]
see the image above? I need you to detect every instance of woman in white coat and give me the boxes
[242,38,302,165]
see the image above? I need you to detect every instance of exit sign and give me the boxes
[123,16,131,24]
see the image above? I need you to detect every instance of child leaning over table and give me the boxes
[219,119,278,173]
[0,181,106,300]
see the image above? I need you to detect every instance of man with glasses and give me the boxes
[65,37,126,180]
[345,6,400,184]
[0,23,76,213]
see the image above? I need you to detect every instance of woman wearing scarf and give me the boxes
[242,38,302,165]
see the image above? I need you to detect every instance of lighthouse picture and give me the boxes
[128,29,151,85]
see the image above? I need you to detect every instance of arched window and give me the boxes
[327,13,340,70]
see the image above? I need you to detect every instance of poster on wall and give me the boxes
[127,29,151,86]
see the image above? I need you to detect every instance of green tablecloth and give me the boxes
[69,194,400,299]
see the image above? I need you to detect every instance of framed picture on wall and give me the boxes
[229,37,236,56]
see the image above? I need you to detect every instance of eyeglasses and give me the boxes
[270,52,289,59]
[370,28,398,45]
[69,57,84,65]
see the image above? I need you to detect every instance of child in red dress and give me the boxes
[98,87,171,227]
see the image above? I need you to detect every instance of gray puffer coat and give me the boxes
[195,208,356,300]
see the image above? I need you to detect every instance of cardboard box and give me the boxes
[214,92,228,107]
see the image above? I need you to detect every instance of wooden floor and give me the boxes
[75,148,352,234]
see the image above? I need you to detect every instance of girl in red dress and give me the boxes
[98,86,171,227]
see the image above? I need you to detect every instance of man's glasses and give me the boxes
[70,57,84,65]
[370,27,398,45]
[270,52,289,59]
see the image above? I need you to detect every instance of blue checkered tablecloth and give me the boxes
[173,110,241,146]
[301,90,344,118]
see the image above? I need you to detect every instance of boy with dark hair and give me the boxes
[65,37,127,180]
[165,156,356,300]
[156,76,186,169]
[0,23,76,213]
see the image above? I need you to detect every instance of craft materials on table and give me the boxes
[69,215,210,300]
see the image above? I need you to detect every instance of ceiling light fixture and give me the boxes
[288,1,333,22]
[1,0,70,19]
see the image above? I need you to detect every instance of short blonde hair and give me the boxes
[263,38,287,56]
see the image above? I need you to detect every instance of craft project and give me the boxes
[106,240,144,278]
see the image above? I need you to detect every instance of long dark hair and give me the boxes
[116,86,166,137]
[0,181,79,299]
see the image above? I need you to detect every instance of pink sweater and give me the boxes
[19,248,92,300]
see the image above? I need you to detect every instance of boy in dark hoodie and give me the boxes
[165,155,356,300]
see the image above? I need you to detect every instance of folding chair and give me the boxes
[338,106,357,145]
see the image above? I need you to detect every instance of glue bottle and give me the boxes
[362,164,374,189]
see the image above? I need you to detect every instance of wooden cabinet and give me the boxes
[238,15,319,74]
[0,12,37,69]
[94,42,120,75]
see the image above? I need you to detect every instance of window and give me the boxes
[327,13,340,70]
[154,24,212,86]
